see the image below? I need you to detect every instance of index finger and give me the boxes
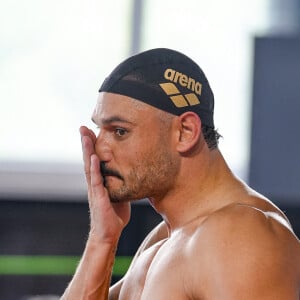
[80,126,96,144]
[80,126,97,186]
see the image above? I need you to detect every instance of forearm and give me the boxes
[61,238,118,300]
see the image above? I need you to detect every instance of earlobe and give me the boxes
[176,112,202,154]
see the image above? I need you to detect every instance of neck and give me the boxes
[149,149,240,232]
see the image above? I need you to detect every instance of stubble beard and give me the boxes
[107,146,180,203]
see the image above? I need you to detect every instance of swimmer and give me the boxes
[62,48,300,299]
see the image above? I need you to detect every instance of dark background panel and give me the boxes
[0,200,162,256]
[0,200,89,256]
[249,35,300,202]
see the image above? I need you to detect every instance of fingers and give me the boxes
[89,154,130,240]
[81,136,94,185]
[80,126,96,144]
[80,126,97,186]
[80,127,130,241]
[90,154,106,198]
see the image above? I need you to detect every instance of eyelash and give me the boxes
[94,126,129,139]
[115,128,127,137]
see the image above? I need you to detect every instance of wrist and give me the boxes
[87,232,120,251]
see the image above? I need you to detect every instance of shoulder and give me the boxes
[189,202,298,261]
[134,220,169,257]
[109,221,169,299]
[185,203,300,298]
[195,201,298,242]
[193,203,300,266]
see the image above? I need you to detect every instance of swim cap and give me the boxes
[99,48,215,128]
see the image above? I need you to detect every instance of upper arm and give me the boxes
[187,205,299,299]
[108,221,169,299]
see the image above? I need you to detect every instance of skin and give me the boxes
[62,92,300,300]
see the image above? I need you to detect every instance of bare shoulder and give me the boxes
[196,201,300,267]
[109,221,168,300]
[133,220,169,257]
[206,201,299,241]
[185,202,300,299]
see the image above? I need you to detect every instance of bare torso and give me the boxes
[119,227,198,300]
[115,196,300,300]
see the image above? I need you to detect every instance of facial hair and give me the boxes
[105,143,180,203]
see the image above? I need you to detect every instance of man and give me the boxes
[62,48,300,299]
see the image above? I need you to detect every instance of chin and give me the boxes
[108,190,145,203]
[109,196,133,203]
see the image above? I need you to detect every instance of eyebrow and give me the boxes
[91,116,135,126]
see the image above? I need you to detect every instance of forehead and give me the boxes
[92,92,156,125]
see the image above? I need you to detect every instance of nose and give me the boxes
[94,131,113,162]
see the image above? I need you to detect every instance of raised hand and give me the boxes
[80,126,131,244]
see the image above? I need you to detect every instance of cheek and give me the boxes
[123,143,148,161]
[113,147,141,175]
[115,136,169,176]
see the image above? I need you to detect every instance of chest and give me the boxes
[118,238,193,300]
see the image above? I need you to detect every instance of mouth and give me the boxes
[100,162,123,185]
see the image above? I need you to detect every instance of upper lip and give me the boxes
[101,170,122,179]
[102,170,117,176]
[100,162,123,179]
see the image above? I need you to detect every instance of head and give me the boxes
[93,48,221,202]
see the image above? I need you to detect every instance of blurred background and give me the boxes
[1,0,300,298]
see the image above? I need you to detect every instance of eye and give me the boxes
[115,128,127,137]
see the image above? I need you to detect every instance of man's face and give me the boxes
[92,92,180,203]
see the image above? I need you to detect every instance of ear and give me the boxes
[176,112,202,154]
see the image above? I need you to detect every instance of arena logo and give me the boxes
[163,68,202,95]
[159,68,202,108]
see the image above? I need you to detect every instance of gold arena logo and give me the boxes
[159,68,202,108]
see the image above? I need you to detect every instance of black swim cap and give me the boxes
[99,48,215,128]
